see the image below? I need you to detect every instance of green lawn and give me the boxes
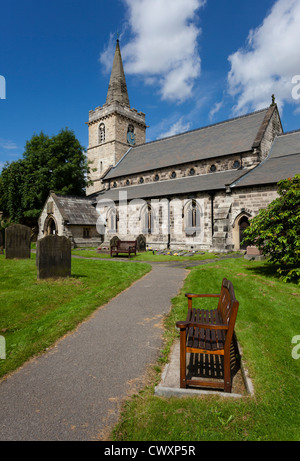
[0,254,151,378]
[72,248,225,262]
[112,257,300,441]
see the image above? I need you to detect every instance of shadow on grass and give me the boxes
[246,262,279,278]
[246,261,300,286]
[71,274,88,279]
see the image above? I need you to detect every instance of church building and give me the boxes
[38,40,300,251]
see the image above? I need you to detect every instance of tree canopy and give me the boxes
[242,174,300,284]
[0,129,90,225]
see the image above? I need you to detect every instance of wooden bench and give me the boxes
[110,240,137,258]
[176,278,239,393]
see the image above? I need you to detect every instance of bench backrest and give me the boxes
[117,240,137,250]
[217,278,239,346]
[217,278,238,323]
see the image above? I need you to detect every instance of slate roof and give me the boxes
[230,130,300,188]
[52,194,99,225]
[105,107,272,180]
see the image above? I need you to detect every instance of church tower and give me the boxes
[86,39,146,195]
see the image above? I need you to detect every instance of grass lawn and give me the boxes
[72,248,226,262]
[0,254,151,379]
[112,257,300,441]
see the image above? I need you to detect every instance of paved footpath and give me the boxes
[0,263,187,441]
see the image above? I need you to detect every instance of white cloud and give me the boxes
[158,117,192,139]
[120,0,206,103]
[0,139,17,150]
[209,101,223,121]
[227,0,300,114]
[99,33,116,74]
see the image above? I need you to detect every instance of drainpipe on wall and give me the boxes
[167,197,171,249]
[209,192,215,245]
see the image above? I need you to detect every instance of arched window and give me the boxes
[99,123,105,143]
[185,200,201,236]
[44,215,58,236]
[107,208,118,234]
[99,160,103,174]
[142,204,154,234]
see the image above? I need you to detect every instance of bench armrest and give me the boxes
[185,293,220,298]
[176,320,228,331]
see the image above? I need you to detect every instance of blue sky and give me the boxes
[1,0,300,171]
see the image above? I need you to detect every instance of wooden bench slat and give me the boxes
[176,277,239,393]
[110,240,137,258]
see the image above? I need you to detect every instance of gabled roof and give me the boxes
[104,107,275,180]
[51,193,99,225]
[230,130,300,188]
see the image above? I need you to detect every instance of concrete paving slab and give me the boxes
[155,340,254,399]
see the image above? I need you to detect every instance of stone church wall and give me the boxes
[68,225,102,248]
[38,198,65,240]
[108,151,259,189]
[97,184,278,252]
[259,108,283,161]
[87,102,146,196]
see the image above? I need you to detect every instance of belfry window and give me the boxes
[99,123,105,143]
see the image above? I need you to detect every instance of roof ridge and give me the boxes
[278,128,300,136]
[55,193,93,201]
[132,107,270,149]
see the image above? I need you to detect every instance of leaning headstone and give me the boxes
[36,235,71,280]
[136,234,146,252]
[5,224,31,259]
[244,245,265,261]
[110,236,120,248]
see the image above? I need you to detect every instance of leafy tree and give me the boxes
[0,128,90,226]
[242,174,300,284]
[0,159,26,223]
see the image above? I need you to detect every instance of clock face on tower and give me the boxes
[127,125,136,146]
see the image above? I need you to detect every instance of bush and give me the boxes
[242,174,300,284]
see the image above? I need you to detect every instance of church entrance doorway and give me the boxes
[45,216,57,236]
[239,216,250,250]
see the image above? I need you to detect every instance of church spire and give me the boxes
[106,39,130,107]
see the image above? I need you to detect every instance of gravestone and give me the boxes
[244,245,265,261]
[36,235,71,280]
[136,234,146,252]
[110,236,120,248]
[5,224,31,259]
